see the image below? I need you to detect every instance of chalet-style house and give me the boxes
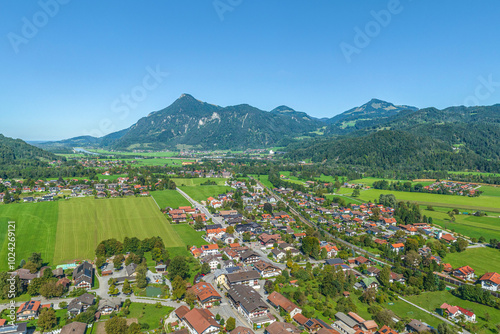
[73,262,93,290]
[228,285,275,327]
[267,291,302,317]
[189,282,222,308]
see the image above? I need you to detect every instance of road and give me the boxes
[176,188,225,226]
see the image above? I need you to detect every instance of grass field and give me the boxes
[405,290,500,331]
[384,299,441,328]
[444,247,500,276]
[179,185,231,202]
[171,224,208,248]
[122,158,194,166]
[53,197,185,264]
[249,174,274,189]
[448,171,500,177]
[172,178,228,186]
[423,206,500,241]
[0,202,59,270]
[356,189,500,213]
[151,190,191,209]
[126,303,175,329]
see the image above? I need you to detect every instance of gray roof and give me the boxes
[228,285,268,313]
[226,270,261,284]
[125,263,138,276]
[334,312,358,328]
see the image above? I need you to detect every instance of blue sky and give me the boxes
[1,0,500,141]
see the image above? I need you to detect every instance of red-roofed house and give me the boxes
[453,266,475,280]
[17,300,41,320]
[479,272,500,291]
[390,243,404,253]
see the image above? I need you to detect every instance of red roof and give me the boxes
[480,272,500,285]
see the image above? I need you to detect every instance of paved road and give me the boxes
[176,188,225,226]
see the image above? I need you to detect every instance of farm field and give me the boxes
[0,202,59,271]
[444,247,500,276]
[478,185,500,197]
[52,197,185,265]
[179,185,231,202]
[88,149,179,158]
[406,291,500,331]
[122,158,194,166]
[448,171,500,177]
[423,206,500,241]
[172,178,228,186]
[151,190,191,209]
[278,171,307,185]
[171,224,208,248]
[384,299,441,328]
[97,174,128,181]
[356,189,500,213]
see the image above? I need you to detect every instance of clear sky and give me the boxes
[1,0,500,141]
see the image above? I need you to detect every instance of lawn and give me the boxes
[53,197,185,264]
[126,303,175,330]
[478,185,500,197]
[384,298,441,328]
[171,224,208,248]
[122,158,193,166]
[97,174,128,181]
[151,190,191,209]
[444,247,500,276]
[356,189,500,213]
[179,185,231,202]
[0,201,59,271]
[405,290,500,331]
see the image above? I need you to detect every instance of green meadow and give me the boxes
[151,190,191,209]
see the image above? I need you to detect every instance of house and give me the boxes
[406,319,432,333]
[253,260,281,278]
[258,233,281,247]
[240,250,261,264]
[376,325,399,334]
[17,300,41,320]
[453,265,475,280]
[265,322,301,334]
[201,244,219,256]
[228,285,275,327]
[226,270,261,289]
[189,282,222,308]
[271,248,287,261]
[366,267,380,277]
[267,291,302,317]
[354,256,369,266]
[200,255,222,270]
[98,298,121,315]
[0,322,28,334]
[73,262,93,290]
[390,243,404,253]
[439,233,457,243]
[320,244,338,258]
[176,307,221,334]
[360,277,379,290]
[479,272,500,291]
[67,293,95,316]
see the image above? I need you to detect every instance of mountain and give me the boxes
[324,99,419,134]
[111,94,324,150]
[286,130,497,171]
[361,104,500,160]
[0,134,59,168]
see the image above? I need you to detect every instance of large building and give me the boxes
[73,262,94,290]
[226,270,261,289]
[227,285,275,327]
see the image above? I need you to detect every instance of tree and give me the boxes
[226,226,235,234]
[172,276,187,300]
[437,323,457,334]
[38,308,57,332]
[105,316,129,334]
[168,256,189,280]
[226,317,236,332]
[113,254,125,269]
[374,309,395,327]
[351,188,360,197]
[456,238,468,252]
[263,203,273,214]
[185,290,197,307]
[378,266,391,287]
[122,279,132,295]
[200,263,211,275]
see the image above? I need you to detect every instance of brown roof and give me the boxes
[189,282,221,304]
[175,305,190,319]
[266,322,301,334]
[60,321,87,334]
[230,327,255,334]
[292,313,309,325]
[183,308,221,334]
[268,292,300,313]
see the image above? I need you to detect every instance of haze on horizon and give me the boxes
[1,0,500,141]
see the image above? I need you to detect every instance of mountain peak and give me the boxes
[271,105,296,113]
